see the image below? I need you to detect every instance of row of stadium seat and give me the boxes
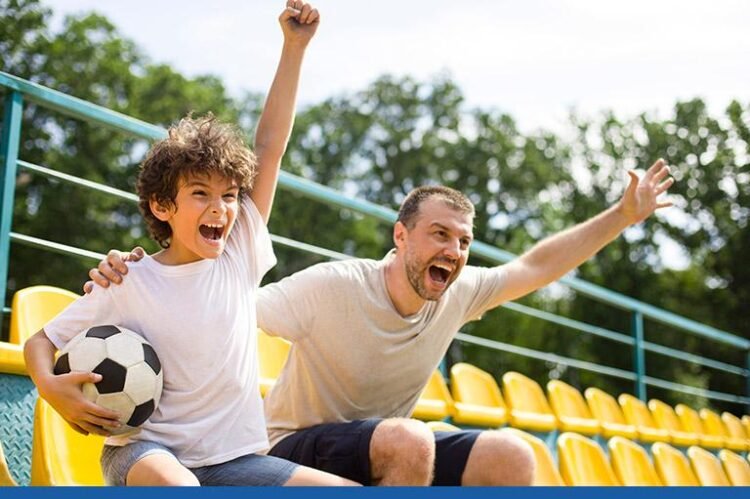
[405,364,750,452]
[423,424,749,486]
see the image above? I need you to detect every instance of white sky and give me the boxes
[45,0,749,133]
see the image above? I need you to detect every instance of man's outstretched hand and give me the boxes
[618,158,674,225]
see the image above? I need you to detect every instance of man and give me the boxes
[87,159,674,485]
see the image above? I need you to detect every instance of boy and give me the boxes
[24,2,354,486]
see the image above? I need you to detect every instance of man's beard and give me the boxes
[404,249,455,302]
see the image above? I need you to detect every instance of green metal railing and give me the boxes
[2,70,749,409]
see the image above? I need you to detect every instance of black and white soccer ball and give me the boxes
[53,325,163,435]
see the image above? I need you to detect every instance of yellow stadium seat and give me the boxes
[721,412,750,451]
[584,387,638,440]
[618,394,670,443]
[648,399,700,446]
[449,363,507,427]
[557,432,619,486]
[742,415,750,439]
[30,398,105,485]
[10,285,78,344]
[719,449,750,486]
[425,421,461,432]
[257,328,291,397]
[701,408,744,451]
[607,436,662,485]
[0,439,17,486]
[651,442,700,486]
[501,428,565,486]
[547,380,600,436]
[676,404,724,450]
[412,370,455,421]
[501,372,557,432]
[687,445,731,486]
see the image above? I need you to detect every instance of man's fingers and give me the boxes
[106,250,129,275]
[654,178,675,196]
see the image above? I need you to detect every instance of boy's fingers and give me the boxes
[98,260,122,284]
[298,4,312,23]
[83,280,95,294]
[307,9,320,24]
[129,247,145,261]
[106,250,129,275]
[85,400,121,421]
[67,422,88,436]
[85,413,122,429]
[88,269,110,288]
[79,421,109,436]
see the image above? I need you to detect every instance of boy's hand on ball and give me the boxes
[40,371,122,436]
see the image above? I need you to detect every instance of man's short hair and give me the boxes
[397,185,475,229]
[137,114,257,248]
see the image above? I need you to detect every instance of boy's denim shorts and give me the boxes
[101,442,298,486]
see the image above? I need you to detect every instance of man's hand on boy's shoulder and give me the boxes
[83,247,146,294]
[280,1,320,47]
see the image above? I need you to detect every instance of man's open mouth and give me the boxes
[428,263,452,284]
[199,223,225,241]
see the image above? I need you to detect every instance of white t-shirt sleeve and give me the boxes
[43,286,123,350]
[256,264,330,342]
[459,265,508,323]
[226,195,277,288]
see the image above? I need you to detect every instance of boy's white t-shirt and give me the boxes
[44,197,276,467]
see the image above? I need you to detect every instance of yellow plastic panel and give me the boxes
[648,399,700,446]
[719,449,750,486]
[652,442,700,486]
[257,329,291,397]
[687,446,731,486]
[502,372,557,432]
[676,404,724,450]
[557,432,619,486]
[31,398,105,485]
[608,436,662,485]
[411,370,455,421]
[547,380,600,436]
[501,428,565,486]
[618,394,669,443]
[701,408,744,451]
[450,363,507,427]
[10,286,78,345]
[584,387,638,439]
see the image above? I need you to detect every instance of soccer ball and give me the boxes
[53,325,163,436]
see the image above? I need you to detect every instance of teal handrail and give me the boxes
[2,70,748,409]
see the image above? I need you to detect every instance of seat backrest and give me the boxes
[0,439,17,486]
[618,393,658,429]
[30,398,105,485]
[721,412,748,441]
[257,328,291,396]
[651,442,700,486]
[585,387,629,426]
[412,370,454,420]
[557,432,619,485]
[699,408,728,438]
[9,285,78,344]
[607,436,662,485]
[675,404,705,434]
[718,449,750,486]
[449,362,505,409]
[547,380,594,420]
[687,445,731,486]
[502,372,553,415]
[425,421,461,432]
[501,428,565,486]
[742,415,750,438]
[648,398,685,432]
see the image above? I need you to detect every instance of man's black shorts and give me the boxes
[267,419,482,485]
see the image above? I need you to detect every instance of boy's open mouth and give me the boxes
[199,223,225,241]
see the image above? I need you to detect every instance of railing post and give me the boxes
[746,351,750,413]
[0,91,24,337]
[632,310,647,400]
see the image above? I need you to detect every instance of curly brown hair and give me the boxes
[397,185,475,229]
[137,114,257,248]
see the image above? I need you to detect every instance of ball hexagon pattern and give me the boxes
[53,325,163,435]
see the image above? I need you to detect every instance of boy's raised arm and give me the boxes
[252,1,320,223]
